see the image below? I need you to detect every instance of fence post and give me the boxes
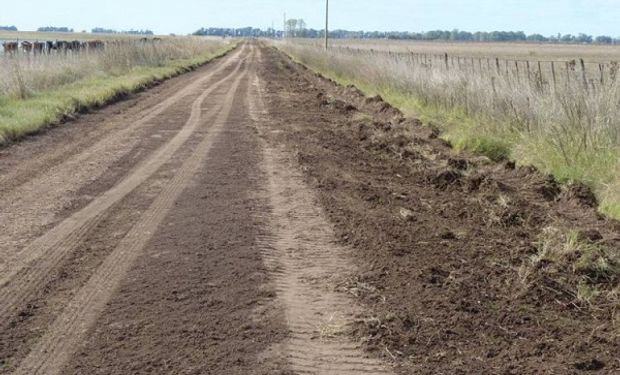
[444,53,449,70]
[514,60,519,80]
[495,58,501,75]
[565,61,571,86]
[580,58,588,92]
[551,61,557,91]
[526,60,531,82]
[538,61,544,89]
[599,63,604,85]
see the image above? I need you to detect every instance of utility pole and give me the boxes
[325,0,329,50]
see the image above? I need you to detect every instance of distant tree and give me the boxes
[560,34,575,43]
[0,25,17,31]
[527,34,548,42]
[595,35,613,44]
[37,26,74,32]
[575,33,593,44]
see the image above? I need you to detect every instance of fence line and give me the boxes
[330,46,620,93]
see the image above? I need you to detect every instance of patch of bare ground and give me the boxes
[247,54,391,374]
[260,45,620,374]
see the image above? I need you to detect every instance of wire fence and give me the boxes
[331,46,620,93]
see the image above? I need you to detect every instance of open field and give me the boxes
[0,41,618,374]
[298,38,620,62]
[0,36,234,143]
[277,39,620,219]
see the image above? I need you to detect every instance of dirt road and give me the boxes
[0,41,618,374]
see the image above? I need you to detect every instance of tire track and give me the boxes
[0,44,244,195]
[247,50,392,374]
[0,44,246,260]
[13,45,255,375]
[0,48,248,324]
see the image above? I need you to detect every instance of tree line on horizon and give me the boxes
[193,22,620,44]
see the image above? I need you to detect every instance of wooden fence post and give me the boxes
[444,53,449,70]
[526,60,531,82]
[537,61,544,89]
[496,58,501,75]
[551,61,557,91]
[514,60,520,80]
[599,64,604,85]
[580,58,588,92]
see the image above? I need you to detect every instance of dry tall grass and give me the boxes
[0,38,225,99]
[0,37,232,144]
[277,41,620,218]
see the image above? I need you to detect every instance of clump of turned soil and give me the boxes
[261,46,620,374]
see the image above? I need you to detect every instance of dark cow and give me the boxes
[69,40,81,51]
[33,42,46,54]
[46,41,55,53]
[21,41,34,53]
[86,40,105,51]
[2,42,18,54]
[55,41,70,51]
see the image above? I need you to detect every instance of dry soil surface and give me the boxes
[0,41,618,374]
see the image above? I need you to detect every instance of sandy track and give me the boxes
[0,44,247,260]
[0,50,246,323]
[248,65,390,374]
[13,46,253,375]
[0,42,397,374]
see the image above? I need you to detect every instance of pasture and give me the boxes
[278,39,620,218]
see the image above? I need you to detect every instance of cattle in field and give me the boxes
[86,40,105,51]
[55,41,70,51]
[68,40,81,51]
[46,41,55,53]
[2,42,18,54]
[21,41,34,53]
[32,42,46,54]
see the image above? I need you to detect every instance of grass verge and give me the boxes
[0,43,237,145]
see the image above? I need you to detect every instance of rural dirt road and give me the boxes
[0,41,619,374]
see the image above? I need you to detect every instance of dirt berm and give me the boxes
[261,46,620,374]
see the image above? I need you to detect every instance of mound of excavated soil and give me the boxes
[262,46,620,374]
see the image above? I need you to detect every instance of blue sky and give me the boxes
[1,0,618,36]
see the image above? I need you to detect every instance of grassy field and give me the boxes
[296,38,620,62]
[276,39,620,219]
[0,35,235,144]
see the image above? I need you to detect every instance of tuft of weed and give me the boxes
[521,226,620,305]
